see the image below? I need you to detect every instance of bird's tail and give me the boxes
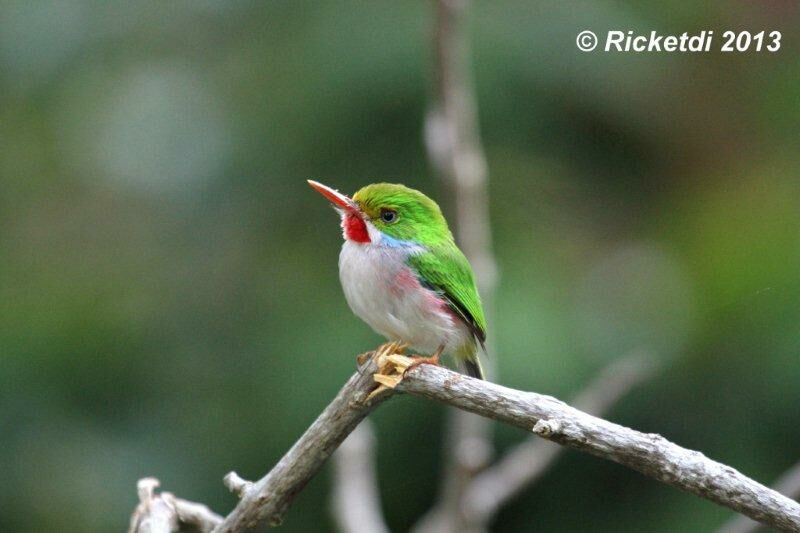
[461,357,484,380]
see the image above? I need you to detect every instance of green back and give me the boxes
[408,240,487,345]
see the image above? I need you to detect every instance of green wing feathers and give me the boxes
[408,246,487,347]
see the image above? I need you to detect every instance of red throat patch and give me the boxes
[342,212,370,243]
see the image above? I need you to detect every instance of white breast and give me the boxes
[338,239,471,355]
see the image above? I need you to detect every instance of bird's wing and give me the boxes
[408,246,486,345]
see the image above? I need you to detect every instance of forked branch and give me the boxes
[130,352,800,532]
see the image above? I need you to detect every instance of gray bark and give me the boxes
[398,364,800,532]
[213,355,393,531]
[131,356,800,532]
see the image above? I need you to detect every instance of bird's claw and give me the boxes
[402,353,441,377]
[357,341,407,367]
[356,351,371,367]
[365,342,412,401]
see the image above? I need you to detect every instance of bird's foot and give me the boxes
[403,353,441,377]
[365,342,413,401]
[356,341,407,367]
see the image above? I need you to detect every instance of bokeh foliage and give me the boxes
[1,1,799,531]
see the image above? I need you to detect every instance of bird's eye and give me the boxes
[380,209,397,223]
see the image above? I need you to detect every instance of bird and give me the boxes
[307,179,486,379]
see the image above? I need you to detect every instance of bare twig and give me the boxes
[719,460,800,533]
[223,472,253,499]
[420,1,497,530]
[213,351,395,531]
[129,478,178,533]
[173,499,225,532]
[130,351,800,531]
[426,1,495,289]
[129,478,222,533]
[393,363,800,532]
[331,420,390,533]
[569,351,660,415]
[413,405,494,533]
[461,351,660,529]
[770,461,800,498]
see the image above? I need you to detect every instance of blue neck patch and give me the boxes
[379,233,419,250]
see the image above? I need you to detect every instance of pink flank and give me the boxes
[391,267,421,297]
[393,267,454,319]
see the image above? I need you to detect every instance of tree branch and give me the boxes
[128,478,223,533]
[131,351,800,532]
[421,1,497,530]
[720,460,800,533]
[395,363,800,532]
[331,420,390,533]
[426,0,494,289]
[460,351,659,529]
[212,350,395,531]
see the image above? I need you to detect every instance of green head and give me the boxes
[353,183,452,244]
[308,180,454,245]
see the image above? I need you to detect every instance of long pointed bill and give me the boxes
[307,180,359,211]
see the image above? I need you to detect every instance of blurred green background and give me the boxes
[2,1,799,531]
